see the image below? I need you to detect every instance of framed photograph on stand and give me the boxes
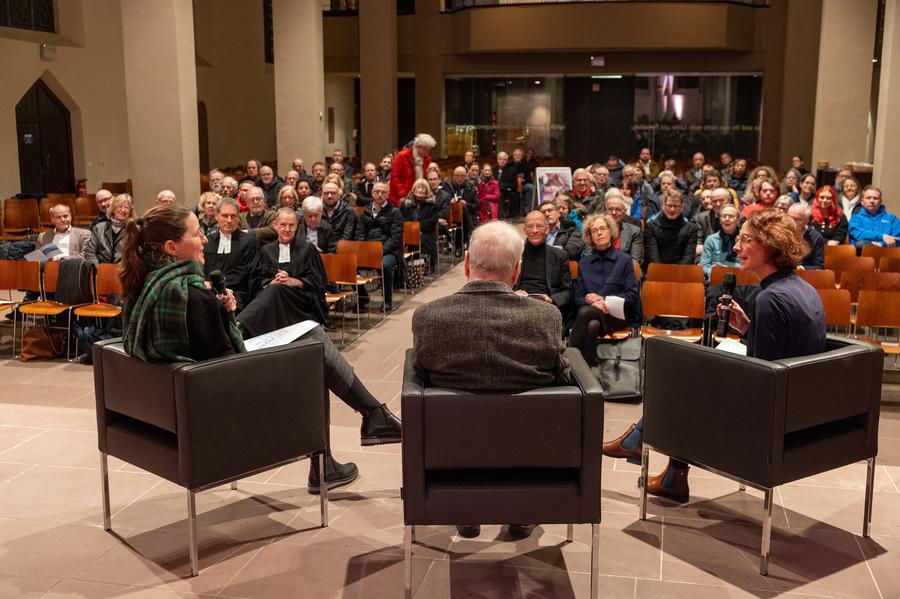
[536,167,573,206]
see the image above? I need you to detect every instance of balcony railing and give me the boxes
[443,0,768,12]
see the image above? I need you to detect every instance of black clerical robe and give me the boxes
[202,229,259,311]
[237,238,328,337]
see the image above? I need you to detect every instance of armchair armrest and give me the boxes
[174,339,326,489]
[643,337,787,488]
[564,348,604,521]
[401,348,426,523]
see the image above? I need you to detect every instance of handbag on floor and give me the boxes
[406,257,426,289]
[595,336,643,402]
[19,326,67,362]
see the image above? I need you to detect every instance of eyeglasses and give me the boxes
[590,225,609,233]
[737,233,756,245]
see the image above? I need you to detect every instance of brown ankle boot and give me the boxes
[646,465,690,503]
[602,424,642,463]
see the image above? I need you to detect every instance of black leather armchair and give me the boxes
[93,338,329,576]
[401,347,604,598]
[639,335,883,575]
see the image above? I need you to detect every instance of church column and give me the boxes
[359,1,398,162]
[120,0,200,213]
[873,0,900,209]
[414,0,444,155]
[273,0,325,171]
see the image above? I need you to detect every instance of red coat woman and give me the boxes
[389,136,435,206]
[478,165,501,222]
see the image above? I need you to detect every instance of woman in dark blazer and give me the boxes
[400,178,440,272]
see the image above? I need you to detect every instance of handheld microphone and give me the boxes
[209,270,237,323]
[716,273,737,337]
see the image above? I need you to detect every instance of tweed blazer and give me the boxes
[411,279,569,393]
[38,226,92,259]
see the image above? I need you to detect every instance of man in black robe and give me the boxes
[203,197,260,311]
[237,209,328,337]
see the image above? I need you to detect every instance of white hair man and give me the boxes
[38,204,91,260]
[156,189,176,205]
[389,133,436,205]
[788,202,825,270]
[298,195,334,253]
[411,219,570,540]
[208,169,225,194]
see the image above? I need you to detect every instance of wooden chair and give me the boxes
[354,206,365,216]
[402,221,423,293]
[797,269,836,289]
[645,263,704,283]
[633,261,642,280]
[337,240,386,317]
[640,281,705,342]
[861,245,900,265]
[74,195,99,226]
[826,256,876,287]
[321,252,360,344]
[0,260,40,357]
[19,261,91,361]
[709,265,761,287]
[0,198,40,240]
[856,290,900,358]
[569,260,578,280]
[880,257,900,273]
[74,263,123,330]
[815,288,852,332]
[447,201,464,257]
[824,245,856,261]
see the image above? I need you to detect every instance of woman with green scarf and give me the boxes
[119,203,400,493]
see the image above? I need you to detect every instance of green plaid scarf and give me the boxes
[124,259,245,362]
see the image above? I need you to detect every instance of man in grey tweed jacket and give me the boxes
[412,220,570,394]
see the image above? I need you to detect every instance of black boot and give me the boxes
[361,403,402,446]
[307,454,359,494]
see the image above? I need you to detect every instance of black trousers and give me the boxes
[568,304,626,365]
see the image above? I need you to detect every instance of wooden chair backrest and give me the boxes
[797,269,836,289]
[709,265,760,286]
[856,290,900,329]
[569,260,578,280]
[46,193,76,202]
[41,260,61,294]
[449,201,463,225]
[96,263,123,296]
[646,263,704,283]
[2,198,40,232]
[355,206,365,216]
[824,244,856,261]
[880,257,900,273]
[825,256,875,284]
[861,245,900,263]
[337,240,383,270]
[633,261,642,280]
[640,281,705,319]
[321,252,358,286]
[815,288,851,327]
[403,221,421,248]
[75,195,99,219]
[0,260,39,292]
[840,271,900,303]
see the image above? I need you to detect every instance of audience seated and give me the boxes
[797,172,817,206]
[91,189,113,230]
[390,133,435,206]
[685,152,705,190]
[39,204,91,260]
[556,193,584,232]
[571,168,602,213]
[726,158,748,195]
[602,192,642,263]
[85,193,134,265]
[478,165,500,222]
[643,190,699,267]
[400,178,440,271]
[354,162,379,205]
[298,196,335,253]
[202,197,259,311]
[259,166,284,208]
[321,180,357,250]
[239,187,277,243]
[444,166,480,252]
[156,189,176,205]
[208,169,224,194]
[810,185,848,245]
[511,148,535,211]
[309,161,327,194]
[624,164,659,220]
[849,186,900,249]
[637,147,659,181]
[239,159,261,186]
[539,198,584,260]
[513,211,573,320]
[788,203,825,269]
[569,214,639,366]
[355,181,403,311]
[699,204,740,278]
[331,148,354,186]
[839,176,863,218]
[742,177,779,217]
[591,164,612,198]
[197,192,220,237]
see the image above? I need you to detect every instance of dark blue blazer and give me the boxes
[574,247,640,316]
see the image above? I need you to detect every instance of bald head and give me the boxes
[453,166,467,184]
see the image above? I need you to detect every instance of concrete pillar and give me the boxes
[414,0,444,156]
[873,0,900,209]
[359,1,398,162]
[273,0,325,172]
[811,0,877,172]
[120,0,200,214]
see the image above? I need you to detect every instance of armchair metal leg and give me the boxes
[410,524,416,543]
[566,523,574,542]
[864,457,876,538]
[100,452,111,531]
[639,446,650,520]
[404,525,413,599]
[739,483,746,492]
[230,481,238,490]
[319,452,328,527]
[760,488,773,576]
[187,490,199,577]
[590,523,600,599]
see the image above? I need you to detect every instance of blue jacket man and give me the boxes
[848,187,900,249]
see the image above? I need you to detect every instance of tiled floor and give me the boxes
[0,263,898,598]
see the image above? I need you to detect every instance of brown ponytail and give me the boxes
[119,203,192,301]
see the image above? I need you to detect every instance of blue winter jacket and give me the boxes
[848,205,900,247]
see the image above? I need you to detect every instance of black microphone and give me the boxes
[716,272,737,338]
[209,270,237,324]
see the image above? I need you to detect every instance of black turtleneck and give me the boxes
[520,242,549,295]
[655,213,686,264]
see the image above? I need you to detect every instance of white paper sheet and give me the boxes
[243,320,320,352]
[604,295,626,321]
[716,338,748,356]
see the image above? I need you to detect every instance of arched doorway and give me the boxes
[16,79,75,195]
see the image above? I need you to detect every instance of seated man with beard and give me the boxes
[203,197,259,311]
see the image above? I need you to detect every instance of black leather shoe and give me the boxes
[307,457,359,494]
[507,524,536,539]
[456,525,481,538]
[361,404,402,446]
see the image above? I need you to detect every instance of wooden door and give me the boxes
[15,79,75,195]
